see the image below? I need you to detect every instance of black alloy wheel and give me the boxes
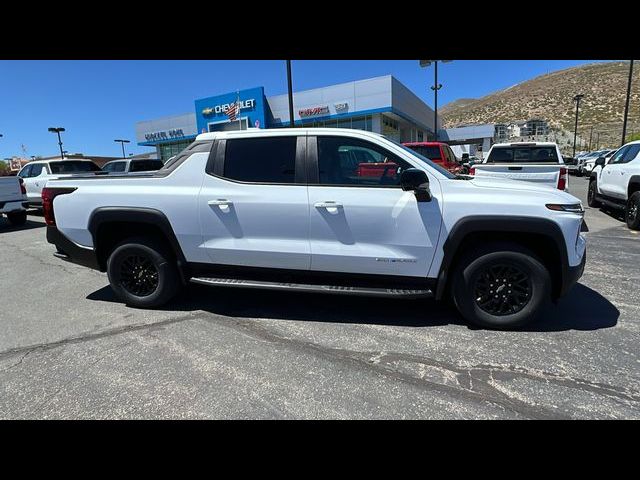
[473,263,532,316]
[119,254,159,297]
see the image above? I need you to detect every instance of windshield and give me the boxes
[389,139,456,179]
[49,161,101,174]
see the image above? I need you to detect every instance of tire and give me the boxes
[587,180,600,208]
[626,192,640,231]
[451,242,551,330]
[7,211,27,226]
[106,236,180,308]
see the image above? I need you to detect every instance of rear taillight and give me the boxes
[469,167,476,175]
[41,187,76,226]
[557,167,568,190]
[18,177,26,195]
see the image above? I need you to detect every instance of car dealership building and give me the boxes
[135,75,439,162]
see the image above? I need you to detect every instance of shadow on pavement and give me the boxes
[87,281,618,332]
[0,218,46,233]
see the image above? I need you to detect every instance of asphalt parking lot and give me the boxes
[1,176,639,419]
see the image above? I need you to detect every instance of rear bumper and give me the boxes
[0,200,27,213]
[46,225,100,271]
[559,248,586,297]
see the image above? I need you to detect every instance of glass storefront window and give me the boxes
[337,118,351,129]
[352,117,365,131]
[158,140,192,162]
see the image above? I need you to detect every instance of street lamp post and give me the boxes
[114,139,130,159]
[572,94,584,158]
[48,127,66,159]
[621,59,634,146]
[419,60,452,141]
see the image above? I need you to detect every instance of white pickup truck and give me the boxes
[471,142,568,191]
[0,176,28,226]
[42,128,587,330]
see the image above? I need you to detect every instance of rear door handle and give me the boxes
[208,199,233,207]
[314,201,343,209]
[508,166,523,171]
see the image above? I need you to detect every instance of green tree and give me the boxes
[627,132,640,143]
[0,160,10,176]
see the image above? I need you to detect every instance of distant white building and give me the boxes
[507,119,548,138]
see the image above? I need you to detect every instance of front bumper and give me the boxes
[46,225,101,271]
[559,248,586,297]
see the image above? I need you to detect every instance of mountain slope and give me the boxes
[441,61,639,148]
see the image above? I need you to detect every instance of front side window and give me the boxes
[19,164,32,177]
[223,136,297,184]
[317,136,413,187]
[621,145,640,164]
[609,146,629,165]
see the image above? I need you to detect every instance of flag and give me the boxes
[226,92,240,121]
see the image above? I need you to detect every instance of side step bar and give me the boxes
[190,277,433,298]
[595,194,625,210]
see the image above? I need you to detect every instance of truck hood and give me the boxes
[466,175,580,203]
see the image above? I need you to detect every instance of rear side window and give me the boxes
[130,160,163,172]
[30,163,45,176]
[487,146,559,163]
[49,161,101,173]
[104,162,126,172]
[223,137,297,183]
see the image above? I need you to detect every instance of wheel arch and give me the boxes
[627,175,640,198]
[88,207,188,280]
[435,216,569,301]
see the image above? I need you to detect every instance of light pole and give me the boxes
[48,127,66,159]
[572,94,584,158]
[419,60,452,141]
[286,60,294,128]
[621,60,634,146]
[114,139,130,158]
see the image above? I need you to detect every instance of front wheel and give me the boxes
[626,192,640,231]
[106,236,180,308]
[452,243,551,329]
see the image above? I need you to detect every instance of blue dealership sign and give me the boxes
[194,86,267,133]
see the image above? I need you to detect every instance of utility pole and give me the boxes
[572,94,584,157]
[588,125,594,151]
[114,139,130,159]
[622,59,634,146]
[419,60,452,141]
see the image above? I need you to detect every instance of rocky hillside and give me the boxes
[441,61,639,148]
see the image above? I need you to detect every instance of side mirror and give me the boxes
[400,168,432,202]
[462,153,469,160]
[595,157,606,166]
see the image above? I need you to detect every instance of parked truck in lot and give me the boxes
[471,142,568,191]
[588,140,640,230]
[0,176,28,226]
[43,128,587,329]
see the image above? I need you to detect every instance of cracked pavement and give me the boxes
[0,177,639,419]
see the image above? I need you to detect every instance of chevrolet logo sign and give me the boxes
[202,107,214,115]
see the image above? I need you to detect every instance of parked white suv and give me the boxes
[588,140,640,230]
[18,159,101,207]
[471,142,568,191]
[42,129,587,329]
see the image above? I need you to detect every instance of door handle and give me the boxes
[208,199,233,207]
[314,201,343,209]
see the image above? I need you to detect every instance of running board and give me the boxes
[596,194,625,210]
[190,276,433,298]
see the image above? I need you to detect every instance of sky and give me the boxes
[0,60,613,159]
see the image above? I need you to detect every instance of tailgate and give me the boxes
[473,164,561,188]
[0,177,22,202]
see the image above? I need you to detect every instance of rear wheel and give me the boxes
[106,236,180,308]
[7,211,27,226]
[587,180,600,208]
[626,192,640,231]
[452,242,551,329]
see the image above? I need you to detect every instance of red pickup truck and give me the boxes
[402,141,462,174]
